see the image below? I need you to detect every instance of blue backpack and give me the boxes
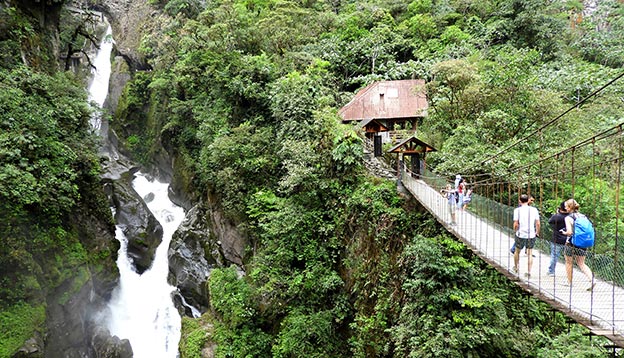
[572,213,595,248]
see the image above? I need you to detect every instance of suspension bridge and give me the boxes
[396,122,624,352]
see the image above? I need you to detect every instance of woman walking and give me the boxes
[560,199,595,291]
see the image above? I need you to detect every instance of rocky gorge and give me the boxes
[4,0,245,356]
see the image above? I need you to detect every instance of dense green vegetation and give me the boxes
[2,0,624,356]
[109,0,624,357]
[0,3,116,356]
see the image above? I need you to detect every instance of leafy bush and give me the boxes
[0,302,45,357]
[179,315,211,358]
[0,66,95,222]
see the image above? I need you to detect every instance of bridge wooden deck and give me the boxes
[401,171,624,348]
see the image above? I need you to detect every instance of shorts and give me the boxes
[514,235,536,250]
[447,202,456,215]
[564,243,587,257]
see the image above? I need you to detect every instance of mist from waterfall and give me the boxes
[87,22,185,357]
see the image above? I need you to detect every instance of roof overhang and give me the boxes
[388,136,437,154]
[360,118,389,133]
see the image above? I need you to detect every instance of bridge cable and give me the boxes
[466,122,624,188]
[478,71,624,167]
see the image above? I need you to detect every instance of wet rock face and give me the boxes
[168,197,249,316]
[93,0,154,72]
[40,265,131,358]
[168,204,216,313]
[110,176,163,274]
[91,326,133,358]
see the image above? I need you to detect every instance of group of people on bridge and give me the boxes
[512,195,595,291]
[441,174,472,226]
[441,179,595,291]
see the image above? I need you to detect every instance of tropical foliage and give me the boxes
[0,4,115,356]
[115,0,624,356]
[2,0,624,356]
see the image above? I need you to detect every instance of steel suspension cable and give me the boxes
[496,122,624,185]
[478,71,624,168]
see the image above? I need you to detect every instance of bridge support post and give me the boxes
[603,345,618,357]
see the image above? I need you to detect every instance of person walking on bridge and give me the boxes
[547,201,569,276]
[457,178,466,211]
[511,195,536,255]
[441,184,457,226]
[513,194,541,277]
[560,199,595,291]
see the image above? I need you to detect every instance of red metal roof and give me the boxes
[338,80,428,122]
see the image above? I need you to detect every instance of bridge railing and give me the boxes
[418,166,624,285]
[401,163,624,346]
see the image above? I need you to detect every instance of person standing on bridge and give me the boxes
[560,199,595,291]
[547,201,569,276]
[457,178,466,211]
[441,184,457,226]
[511,195,536,255]
[462,188,472,210]
[513,194,541,277]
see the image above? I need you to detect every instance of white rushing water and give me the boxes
[87,22,185,357]
[107,174,185,358]
[88,24,113,133]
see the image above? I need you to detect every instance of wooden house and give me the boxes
[339,79,428,141]
[339,79,429,158]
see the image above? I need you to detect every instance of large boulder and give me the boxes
[168,204,216,313]
[168,196,248,316]
[91,326,133,358]
[110,174,163,274]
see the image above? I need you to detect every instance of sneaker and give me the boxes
[547,272,555,277]
[524,272,531,278]
[512,266,518,274]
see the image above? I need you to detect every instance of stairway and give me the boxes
[362,137,396,179]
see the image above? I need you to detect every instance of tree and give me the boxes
[59,6,102,71]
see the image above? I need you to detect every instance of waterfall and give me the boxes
[87,22,185,357]
[88,24,113,133]
[107,175,185,358]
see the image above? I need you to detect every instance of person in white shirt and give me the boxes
[513,194,541,277]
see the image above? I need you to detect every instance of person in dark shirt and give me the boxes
[547,201,569,276]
